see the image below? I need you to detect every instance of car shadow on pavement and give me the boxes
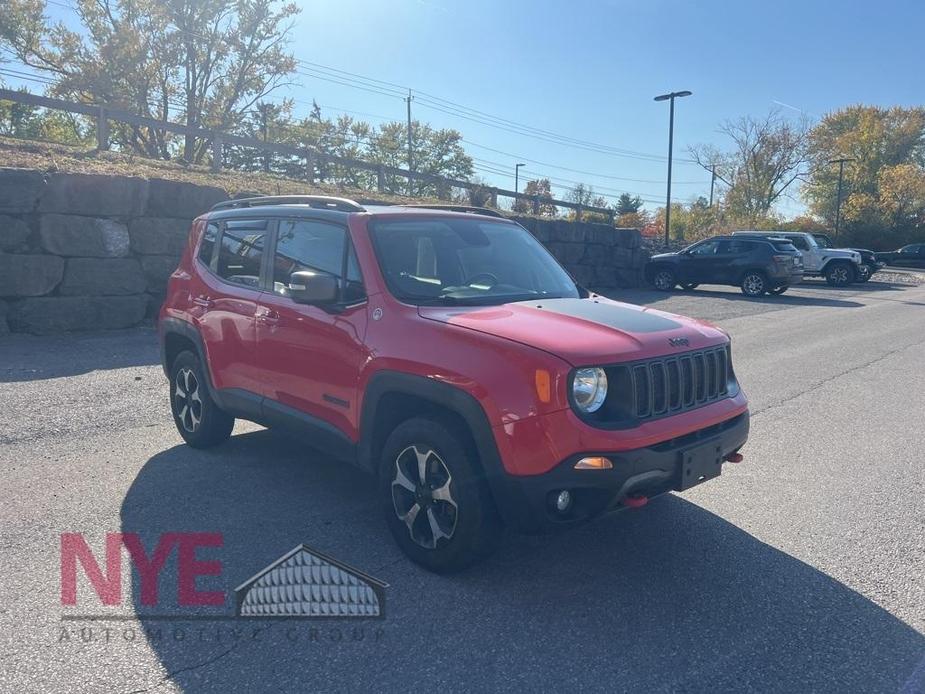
[0,326,159,382]
[120,429,925,693]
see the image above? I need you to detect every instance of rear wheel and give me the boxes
[652,268,677,291]
[825,262,855,286]
[741,271,767,297]
[768,286,789,295]
[380,417,502,573]
[680,283,699,291]
[169,350,234,448]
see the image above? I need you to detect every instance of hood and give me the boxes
[418,296,727,366]
[648,251,679,261]
[822,248,860,260]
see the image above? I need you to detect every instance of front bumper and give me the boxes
[490,411,749,533]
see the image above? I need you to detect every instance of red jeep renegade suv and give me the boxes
[159,196,749,572]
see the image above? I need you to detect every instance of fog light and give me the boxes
[574,456,613,470]
[555,490,572,513]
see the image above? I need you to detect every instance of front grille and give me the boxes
[631,346,730,420]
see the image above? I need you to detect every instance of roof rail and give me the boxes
[399,204,505,218]
[210,195,365,212]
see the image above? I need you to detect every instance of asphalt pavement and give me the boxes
[1,276,923,693]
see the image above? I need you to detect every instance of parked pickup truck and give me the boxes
[733,231,863,286]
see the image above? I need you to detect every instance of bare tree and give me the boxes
[690,109,810,224]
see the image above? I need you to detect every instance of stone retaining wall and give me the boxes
[0,169,646,335]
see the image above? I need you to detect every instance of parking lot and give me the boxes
[1,276,924,692]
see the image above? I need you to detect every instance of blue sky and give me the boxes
[9,0,925,215]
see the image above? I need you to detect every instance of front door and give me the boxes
[683,238,724,283]
[189,218,268,395]
[256,218,369,442]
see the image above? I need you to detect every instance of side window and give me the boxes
[789,236,809,251]
[726,240,753,254]
[197,222,218,268]
[216,220,267,288]
[273,219,365,302]
[689,240,720,256]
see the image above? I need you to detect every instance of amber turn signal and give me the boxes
[534,369,551,403]
[574,456,613,470]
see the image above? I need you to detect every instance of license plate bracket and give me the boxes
[677,440,724,491]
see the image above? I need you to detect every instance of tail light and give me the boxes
[772,254,798,269]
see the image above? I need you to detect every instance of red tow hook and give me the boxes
[624,495,648,509]
[725,452,744,464]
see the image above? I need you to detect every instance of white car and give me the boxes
[733,231,863,286]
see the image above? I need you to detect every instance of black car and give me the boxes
[646,235,804,297]
[812,233,883,281]
[875,243,925,269]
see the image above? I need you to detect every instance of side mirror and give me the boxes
[288,270,338,305]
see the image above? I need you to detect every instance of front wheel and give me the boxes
[825,262,855,286]
[380,417,502,573]
[857,265,873,282]
[169,350,234,448]
[651,268,677,291]
[741,271,767,297]
[680,283,699,291]
[768,286,788,295]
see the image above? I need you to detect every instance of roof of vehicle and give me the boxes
[691,234,795,245]
[733,230,809,237]
[208,195,513,222]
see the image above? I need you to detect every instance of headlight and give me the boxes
[572,367,608,413]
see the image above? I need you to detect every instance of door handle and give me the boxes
[258,309,280,324]
[192,295,214,309]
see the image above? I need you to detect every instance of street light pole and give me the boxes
[515,163,525,197]
[829,157,855,241]
[654,90,692,248]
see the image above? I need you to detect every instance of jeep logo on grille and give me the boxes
[668,337,690,347]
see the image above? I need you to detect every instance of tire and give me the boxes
[857,264,873,282]
[680,283,699,291]
[824,262,855,286]
[379,417,502,573]
[169,350,234,448]
[741,271,767,297]
[651,267,677,291]
[768,286,788,295]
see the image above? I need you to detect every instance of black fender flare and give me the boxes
[358,371,520,523]
[158,317,215,390]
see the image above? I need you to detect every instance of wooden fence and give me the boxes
[0,88,615,221]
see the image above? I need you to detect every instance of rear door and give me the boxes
[188,217,268,395]
[255,217,369,442]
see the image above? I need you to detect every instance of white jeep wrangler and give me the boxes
[733,231,862,286]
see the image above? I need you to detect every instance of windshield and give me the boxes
[369,218,580,305]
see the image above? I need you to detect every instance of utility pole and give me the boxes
[829,157,855,240]
[709,164,716,207]
[406,89,414,196]
[654,90,692,248]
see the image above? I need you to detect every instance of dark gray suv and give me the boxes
[646,236,804,296]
